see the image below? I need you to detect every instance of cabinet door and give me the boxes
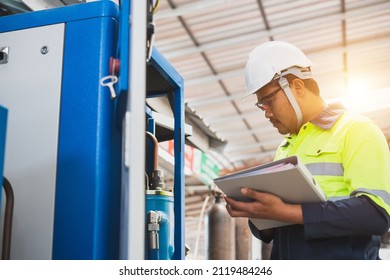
[0,23,64,260]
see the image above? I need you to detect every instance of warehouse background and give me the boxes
[0,0,389,260]
[153,0,390,169]
[152,0,390,260]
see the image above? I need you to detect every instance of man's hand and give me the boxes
[224,187,303,224]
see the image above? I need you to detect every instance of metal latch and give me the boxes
[0,47,9,64]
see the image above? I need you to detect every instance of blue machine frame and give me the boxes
[0,105,7,205]
[0,1,185,260]
[147,48,185,260]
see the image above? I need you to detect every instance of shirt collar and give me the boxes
[281,103,346,147]
[309,102,346,130]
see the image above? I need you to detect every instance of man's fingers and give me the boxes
[241,187,266,200]
[224,195,258,218]
[226,204,250,218]
[224,195,250,211]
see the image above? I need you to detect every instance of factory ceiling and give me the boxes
[2,0,390,172]
[2,2,390,258]
[153,0,390,172]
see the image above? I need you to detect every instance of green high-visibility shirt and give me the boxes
[275,105,390,215]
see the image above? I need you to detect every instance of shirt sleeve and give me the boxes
[302,195,390,239]
[342,119,390,215]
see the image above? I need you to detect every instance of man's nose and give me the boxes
[264,108,273,119]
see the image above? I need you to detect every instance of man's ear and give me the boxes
[291,78,305,97]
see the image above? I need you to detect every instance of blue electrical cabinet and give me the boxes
[0,1,121,259]
[0,1,186,260]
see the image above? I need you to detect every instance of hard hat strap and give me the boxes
[280,67,312,80]
[278,77,303,127]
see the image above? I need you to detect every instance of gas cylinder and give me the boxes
[207,195,235,260]
[235,217,252,259]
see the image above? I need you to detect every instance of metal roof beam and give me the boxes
[225,138,281,153]
[227,150,276,163]
[186,93,241,107]
[156,0,236,19]
[183,34,390,86]
[158,1,390,59]
[185,68,243,86]
[203,110,260,124]
[221,125,277,138]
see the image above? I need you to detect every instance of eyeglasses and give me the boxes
[254,88,281,111]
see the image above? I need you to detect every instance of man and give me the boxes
[224,41,390,259]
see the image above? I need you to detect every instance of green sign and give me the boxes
[198,153,220,185]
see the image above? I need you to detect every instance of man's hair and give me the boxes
[284,73,320,96]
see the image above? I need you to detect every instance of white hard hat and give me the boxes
[243,41,313,128]
[244,41,313,97]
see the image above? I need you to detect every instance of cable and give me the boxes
[193,194,210,260]
[145,172,150,190]
[2,177,14,260]
[152,0,160,14]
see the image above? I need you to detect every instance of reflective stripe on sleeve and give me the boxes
[351,188,390,205]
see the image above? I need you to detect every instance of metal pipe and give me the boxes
[2,177,14,260]
[146,131,159,170]
[146,132,165,190]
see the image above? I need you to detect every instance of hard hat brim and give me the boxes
[241,90,256,101]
